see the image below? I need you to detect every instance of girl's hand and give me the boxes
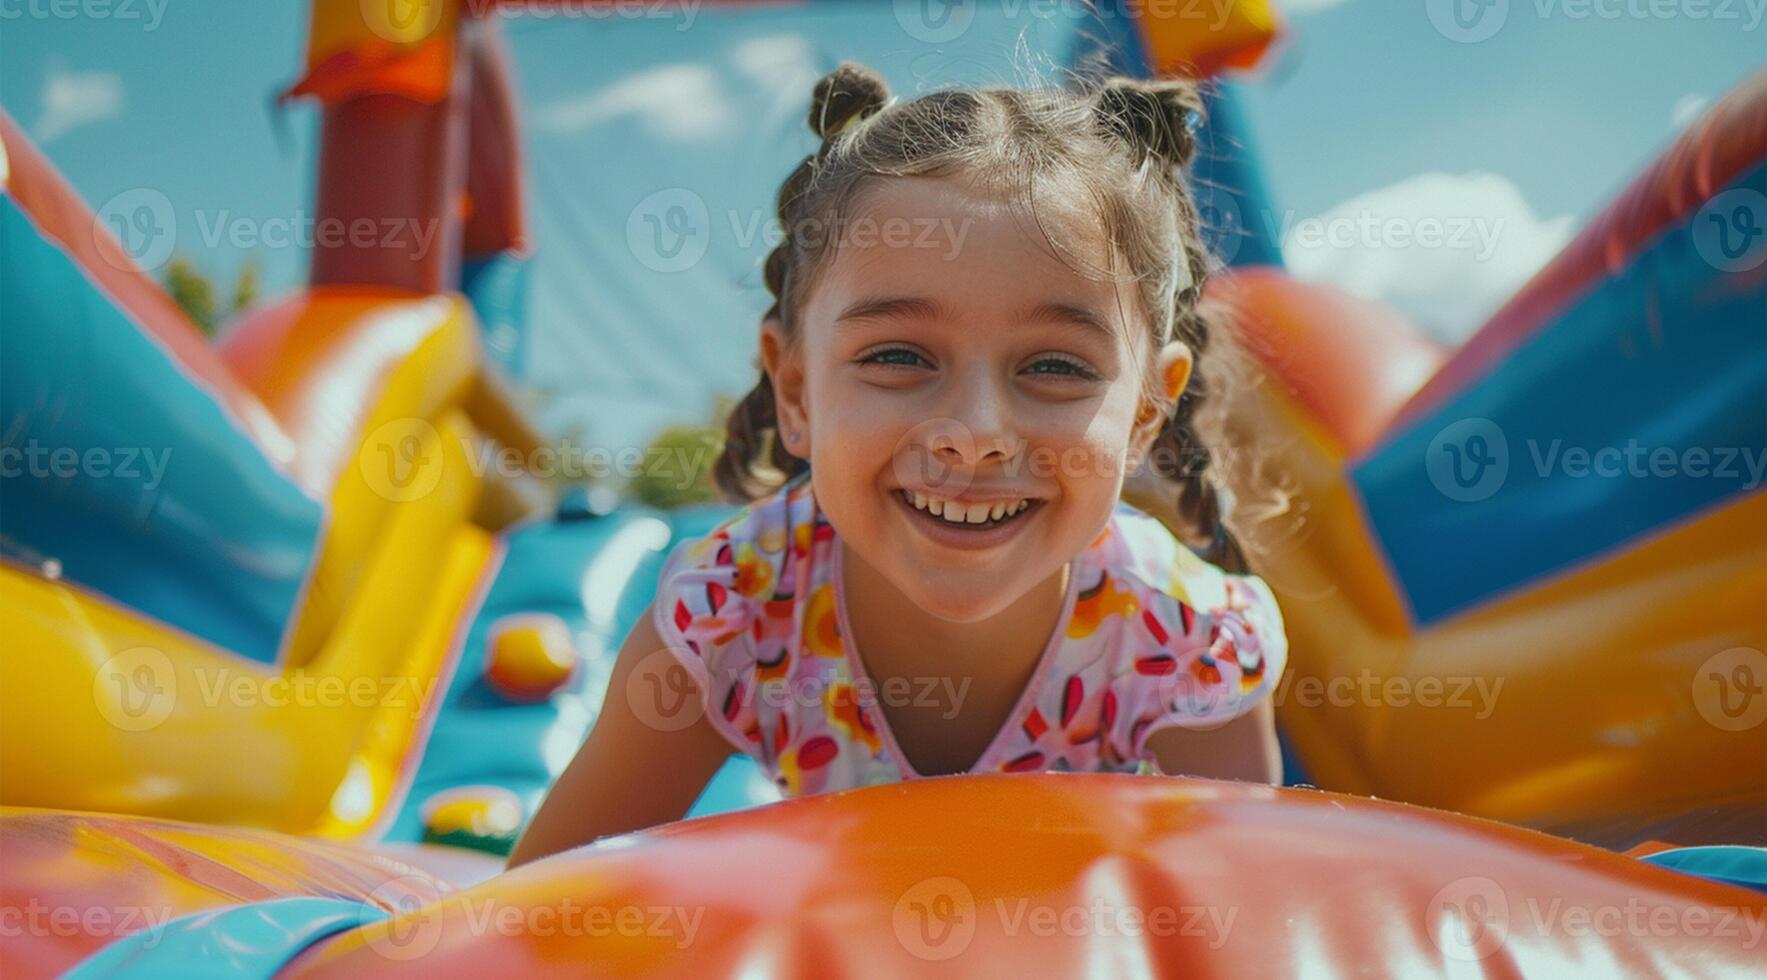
[1145,699,1282,784]
[506,602,734,868]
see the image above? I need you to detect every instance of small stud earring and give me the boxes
[785,432,801,444]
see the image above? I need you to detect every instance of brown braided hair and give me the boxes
[715,62,1251,573]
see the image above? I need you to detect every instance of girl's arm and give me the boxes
[1145,699,1282,784]
[507,602,734,868]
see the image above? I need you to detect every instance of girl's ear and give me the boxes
[760,316,811,460]
[1127,340,1192,471]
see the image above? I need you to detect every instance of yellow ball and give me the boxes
[484,613,577,702]
[421,785,524,853]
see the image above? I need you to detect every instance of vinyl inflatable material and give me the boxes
[8,777,1762,978]
[1209,69,1767,831]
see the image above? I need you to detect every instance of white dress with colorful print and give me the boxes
[652,473,1287,798]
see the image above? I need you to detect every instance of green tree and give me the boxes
[161,257,262,339]
[163,256,218,336]
[628,422,722,511]
[230,260,260,316]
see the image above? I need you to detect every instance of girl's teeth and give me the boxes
[905,491,1031,526]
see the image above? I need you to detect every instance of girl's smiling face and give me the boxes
[763,175,1190,623]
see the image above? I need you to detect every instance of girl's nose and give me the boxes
[933,378,1021,465]
[931,429,1014,464]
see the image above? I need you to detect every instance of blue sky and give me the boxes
[3,0,1760,446]
[1240,0,1761,221]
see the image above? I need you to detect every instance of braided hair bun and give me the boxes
[1094,77,1203,171]
[810,62,891,141]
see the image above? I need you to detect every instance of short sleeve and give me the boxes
[1111,571,1289,761]
[649,490,809,756]
[647,533,768,749]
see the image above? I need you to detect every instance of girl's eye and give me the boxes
[1024,355,1099,380]
[859,347,928,369]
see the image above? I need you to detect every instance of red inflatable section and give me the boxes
[289,775,1764,977]
[0,808,458,977]
[1209,267,1448,456]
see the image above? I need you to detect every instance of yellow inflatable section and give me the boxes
[0,407,494,837]
[1206,270,1767,836]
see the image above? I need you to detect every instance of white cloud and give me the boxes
[728,34,825,128]
[35,62,123,143]
[730,34,819,89]
[1670,94,1710,129]
[1278,172,1575,344]
[532,38,824,144]
[532,64,731,142]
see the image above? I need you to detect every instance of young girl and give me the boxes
[510,63,1286,867]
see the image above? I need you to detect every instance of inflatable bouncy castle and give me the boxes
[1,1,1762,975]
[1196,72,1767,840]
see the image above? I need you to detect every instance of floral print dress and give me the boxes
[652,473,1287,797]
